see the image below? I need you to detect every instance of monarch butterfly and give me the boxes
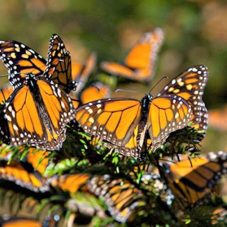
[75,65,208,157]
[0,74,75,150]
[49,173,90,193]
[101,28,164,82]
[0,34,76,93]
[87,175,146,223]
[0,35,74,150]
[71,53,96,93]
[0,159,49,192]
[0,144,49,176]
[162,151,227,207]
[0,218,42,227]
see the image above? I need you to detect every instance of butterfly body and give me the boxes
[135,94,152,150]
[75,65,208,158]
[76,93,193,157]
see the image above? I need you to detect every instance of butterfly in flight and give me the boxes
[0,34,77,93]
[0,36,75,150]
[101,28,164,82]
[75,65,208,158]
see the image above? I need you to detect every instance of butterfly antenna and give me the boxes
[148,75,169,94]
[158,157,176,164]
[89,83,102,92]
[76,76,87,84]
[114,88,137,94]
[0,73,9,78]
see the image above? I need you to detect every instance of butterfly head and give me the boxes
[141,93,153,113]
[24,73,36,84]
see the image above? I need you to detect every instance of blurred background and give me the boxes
[0,0,226,151]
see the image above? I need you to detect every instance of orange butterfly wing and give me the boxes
[0,35,76,94]
[1,79,74,150]
[75,95,192,157]
[75,98,141,156]
[50,173,90,193]
[26,148,49,175]
[0,86,13,104]
[71,98,80,110]
[0,146,49,176]
[44,34,75,93]
[125,28,164,69]
[70,82,110,112]
[101,28,164,82]
[164,151,227,207]
[0,160,48,192]
[88,175,146,223]
[0,218,42,227]
[79,82,110,104]
[72,52,96,92]
[101,62,135,79]
[157,65,208,131]
[147,95,192,151]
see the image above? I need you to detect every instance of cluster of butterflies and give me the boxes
[0,28,208,157]
[0,146,226,225]
[0,28,226,225]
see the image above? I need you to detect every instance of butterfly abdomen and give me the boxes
[136,95,152,150]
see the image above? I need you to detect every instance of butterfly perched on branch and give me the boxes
[161,151,227,208]
[75,65,208,158]
[0,35,76,150]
